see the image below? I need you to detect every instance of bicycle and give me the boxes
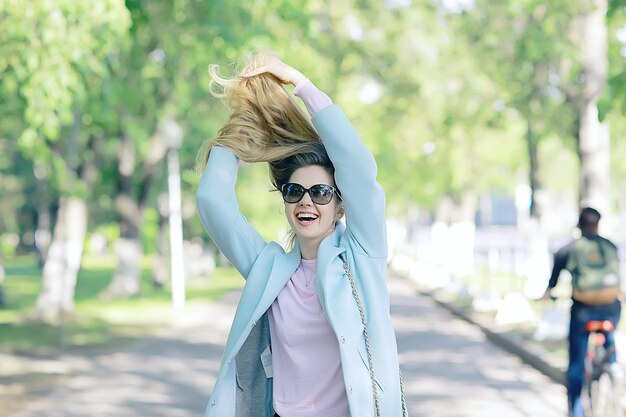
[580,319,624,417]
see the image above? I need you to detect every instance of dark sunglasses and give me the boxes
[281,183,342,205]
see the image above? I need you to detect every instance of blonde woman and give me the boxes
[196,54,407,417]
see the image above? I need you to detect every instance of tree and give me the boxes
[599,0,626,216]
[562,0,612,213]
[0,0,131,321]
[315,2,526,219]
[458,0,578,218]
[102,0,310,296]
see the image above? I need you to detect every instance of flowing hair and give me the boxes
[197,52,325,191]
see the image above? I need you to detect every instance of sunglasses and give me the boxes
[281,183,342,205]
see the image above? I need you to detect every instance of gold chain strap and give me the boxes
[341,257,408,417]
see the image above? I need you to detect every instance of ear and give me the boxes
[336,204,345,220]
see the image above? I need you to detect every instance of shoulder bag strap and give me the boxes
[340,256,408,417]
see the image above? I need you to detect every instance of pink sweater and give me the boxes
[267,80,349,417]
[268,260,349,417]
[293,78,333,115]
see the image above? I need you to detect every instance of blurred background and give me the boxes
[2,0,626,413]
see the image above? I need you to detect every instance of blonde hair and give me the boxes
[197,53,324,190]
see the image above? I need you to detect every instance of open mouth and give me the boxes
[296,212,319,225]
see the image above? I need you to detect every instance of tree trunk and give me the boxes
[104,152,144,297]
[103,117,172,297]
[103,125,144,298]
[35,196,88,323]
[34,110,89,322]
[151,193,169,289]
[526,119,542,218]
[577,0,610,213]
[105,235,143,297]
[34,166,52,268]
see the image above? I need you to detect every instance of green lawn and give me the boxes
[0,255,243,354]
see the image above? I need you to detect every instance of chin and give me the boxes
[295,231,322,241]
[299,227,333,241]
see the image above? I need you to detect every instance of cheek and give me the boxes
[322,205,339,223]
[285,204,299,227]
[284,204,293,219]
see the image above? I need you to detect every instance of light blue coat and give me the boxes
[196,105,405,417]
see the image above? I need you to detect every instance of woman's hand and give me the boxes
[242,55,306,86]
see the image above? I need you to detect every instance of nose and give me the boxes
[298,190,314,206]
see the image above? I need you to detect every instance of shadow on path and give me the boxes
[9,276,566,417]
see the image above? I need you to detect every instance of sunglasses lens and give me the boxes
[309,185,334,205]
[282,184,305,203]
[282,183,337,205]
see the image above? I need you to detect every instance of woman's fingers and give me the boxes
[241,66,290,84]
[241,58,304,85]
[242,66,268,78]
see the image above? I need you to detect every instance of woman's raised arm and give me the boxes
[245,58,386,258]
[196,147,267,277]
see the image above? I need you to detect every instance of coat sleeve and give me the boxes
[196,147,267,277]
[312,105,387,258]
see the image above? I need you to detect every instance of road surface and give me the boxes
[9,274,567,417]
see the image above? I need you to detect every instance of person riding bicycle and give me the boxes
[542,207,622,417]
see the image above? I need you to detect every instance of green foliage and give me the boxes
[141,207,159,254]
[2,0,626,258]
[87,223,121,255]
[0,234,20,258]
[609,0,626,17]
[598,2,626,212]
[456,3,578,162]
[604,3,626,118]
[0,0,131,195]
[237,163,289,242]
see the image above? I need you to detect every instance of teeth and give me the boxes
[297,213,318,221]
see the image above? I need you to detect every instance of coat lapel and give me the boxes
[221,243,300,364]
[224,226,348,364]
[316,223,348,313]
[252,243,302,320]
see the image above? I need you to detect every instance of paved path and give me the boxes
[390,276,566,417]
[10,275,567,417]
[7,293,238,417]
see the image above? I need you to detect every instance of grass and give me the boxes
[0,254,243,354]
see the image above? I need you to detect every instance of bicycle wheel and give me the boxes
[582,355,595,416]
[586,371,623,417]
[582,376,594,417]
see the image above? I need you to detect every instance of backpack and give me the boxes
[567,236,620,292]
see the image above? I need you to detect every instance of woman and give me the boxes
[196,54,406,417]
